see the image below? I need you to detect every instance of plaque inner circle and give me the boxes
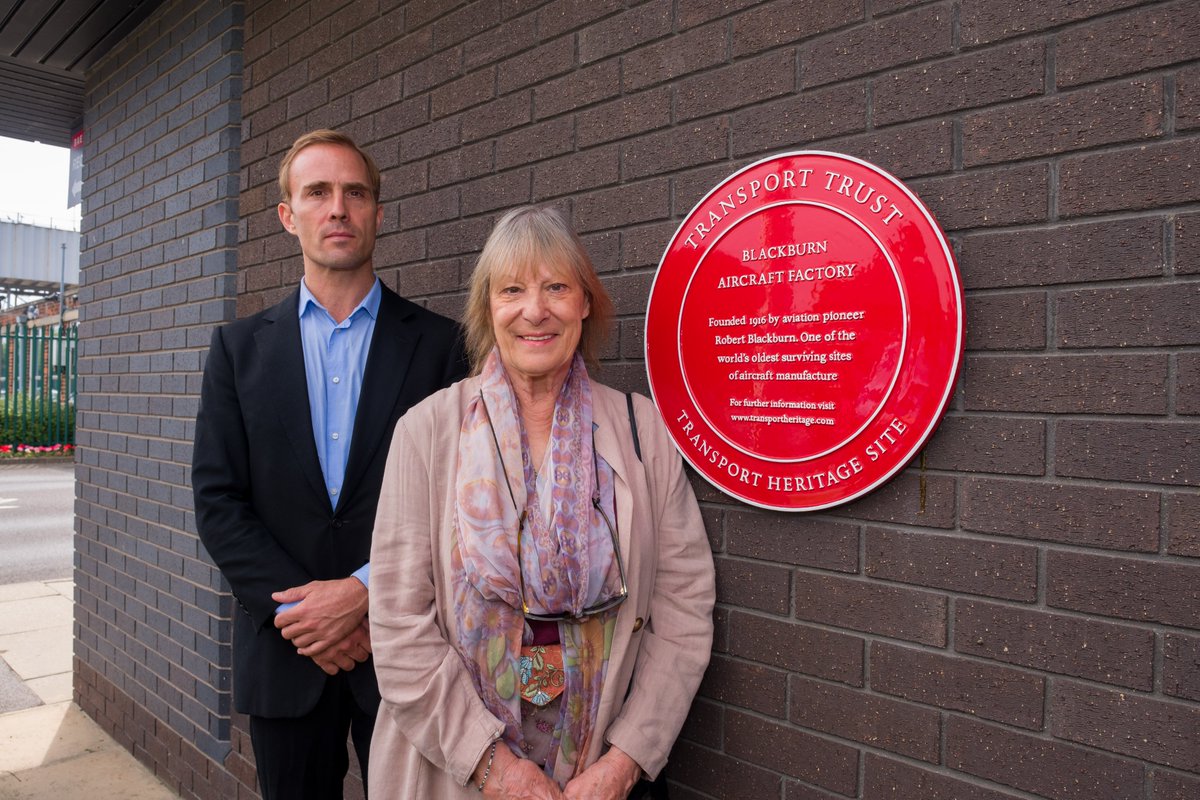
[678,202,905,462]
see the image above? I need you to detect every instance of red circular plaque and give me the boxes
[645,152,963,511]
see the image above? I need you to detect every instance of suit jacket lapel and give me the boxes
[339,286,418,513]
[255,290,332,510]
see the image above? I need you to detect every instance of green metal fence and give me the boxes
[0,323,77,448]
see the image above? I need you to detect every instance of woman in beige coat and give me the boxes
[367,205,715,799]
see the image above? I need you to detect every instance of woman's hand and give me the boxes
[475,743,565,800]
[562,746,640,800]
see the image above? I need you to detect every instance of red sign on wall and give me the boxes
[645,152,964,511]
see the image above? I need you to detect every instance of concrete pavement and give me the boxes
[0,579,178,799]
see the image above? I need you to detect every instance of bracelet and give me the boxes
[477,740,497,792]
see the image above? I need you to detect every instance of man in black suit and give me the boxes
[192,129,466,799]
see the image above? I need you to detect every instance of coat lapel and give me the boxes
[254,290,332,509]
[339,286,419,513]
[593,390,636,567]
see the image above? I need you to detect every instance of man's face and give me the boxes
[278,143,383,277]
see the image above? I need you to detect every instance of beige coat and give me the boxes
[367,376,715,798]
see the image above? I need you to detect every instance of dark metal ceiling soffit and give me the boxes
[0,0,166,147]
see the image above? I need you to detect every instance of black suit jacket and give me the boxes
[192,284,468,718]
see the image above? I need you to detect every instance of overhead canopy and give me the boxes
[0,220,79,296]
[0,0,166,146]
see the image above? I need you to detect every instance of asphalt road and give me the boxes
[0,461,74,584]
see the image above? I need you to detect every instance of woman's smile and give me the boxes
[490,264,589,394]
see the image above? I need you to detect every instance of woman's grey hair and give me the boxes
[463,205,614,374]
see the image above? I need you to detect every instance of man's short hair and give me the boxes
[277,129,382,204]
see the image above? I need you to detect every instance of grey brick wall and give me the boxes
[73,0,245,797]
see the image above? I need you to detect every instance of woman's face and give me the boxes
[490,261,590,392]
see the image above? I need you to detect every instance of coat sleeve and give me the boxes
[604,393,715,778]
[369,413,505,786]
[191,325,312,630]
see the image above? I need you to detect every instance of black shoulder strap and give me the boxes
[626,392,643,463]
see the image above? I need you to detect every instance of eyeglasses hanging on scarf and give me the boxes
[480,390,628,623]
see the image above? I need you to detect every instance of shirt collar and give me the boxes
[299,277,382,323]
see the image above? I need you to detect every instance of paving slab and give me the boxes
[0,625,72,681]
[0,584,55,603]
[25,672,72,705]
[0,703,177,799]
[0,749,178,800]
[0,596,72,636]
[0,703,109,773]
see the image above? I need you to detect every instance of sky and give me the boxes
[0,135,81,229]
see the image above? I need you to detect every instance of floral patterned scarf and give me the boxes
[452,348,620,782]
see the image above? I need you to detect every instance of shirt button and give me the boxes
[330,487,339,495]
[332,376,340,384]
[331,432,340,440]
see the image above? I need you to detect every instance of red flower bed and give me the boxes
[0,443,75,458]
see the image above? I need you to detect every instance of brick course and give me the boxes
[1050,681,1200,771]
[946,715,1145,800]
[874,40,1045,127]
[1168,491,1200,556]
[921,415,1046,475]
[964,353,1169,413]
[794,572,948,646]
[1059,138,1200,217]
[727,609,865,686]
[959,0,1145,46]
[1163,632,1200,701]
[960,477,1160,551]
[803,3,954,88]
[869,642,1045,729]
[1047,550,1200,627]
[1055,0,1200,87]
[962,291,1048,351]
[1055,283,1200,348]
[963,78,1165,166]
[700,655,788,718]
[788,674,942,762]
[959,217,1165,289]
[1056,420,1199,485]
[724,710,858,795]
[863,753,1024,800]
[864,527,1038,600]
[1153,770,1200,800]
[725,511,858,571]
[955,599,1155,689]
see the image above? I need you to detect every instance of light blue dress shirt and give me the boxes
[277,278,379,613]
